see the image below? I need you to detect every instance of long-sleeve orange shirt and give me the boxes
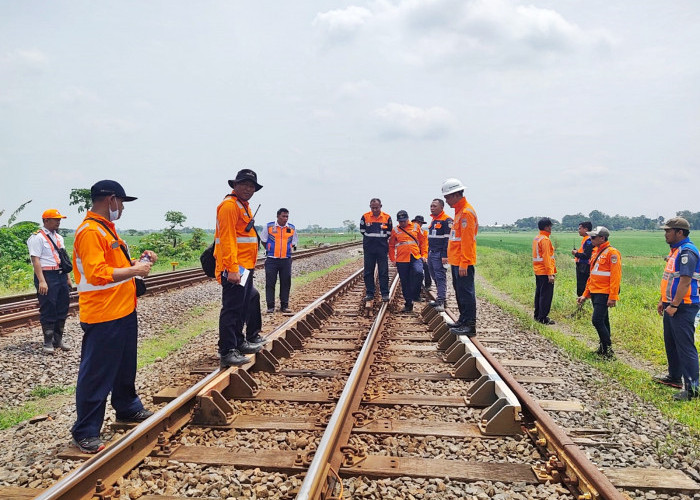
[214,193,259,282]
[532,230,557,276]
[583,241,621,301]
[388,222,428,263]
[447,197,478,268]
[72,211,137,324]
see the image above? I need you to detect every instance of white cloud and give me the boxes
[313,6,373,43]
[315,0,613,67]
[335,80,373,99]
[1,49,49,70]
[372,102,453,139]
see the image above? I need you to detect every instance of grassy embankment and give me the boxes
[477,231,700,431]
[0,255,361,430]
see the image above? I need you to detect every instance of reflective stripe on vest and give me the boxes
[74,257,131,293]
[533,236,544,262]
[590,248,611,276]
[39,231,61,267]
[236,237,257,243]
[660,242,700,304]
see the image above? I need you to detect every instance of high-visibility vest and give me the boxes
[660,239,700,304]
[428,211,452,256]
[360,211,392,251]
[388,222,428,263]
[575,236,592,264]
[72,211,137,324]
[532,231,556,275]
[214,192,258,280]
[447,197,478,267]
[265,222,296,259]
[583,241,621,300]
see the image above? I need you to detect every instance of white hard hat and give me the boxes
[441,178,465,196]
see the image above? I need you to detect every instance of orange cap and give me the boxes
[42,209,67,219]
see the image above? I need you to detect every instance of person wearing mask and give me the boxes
[533,218,557,325]
[27,209,73,353]
[576,226,621,359]
[442,178,479,336]
[426,199,453,312]
[214,169,267,368]
[260,208,298,313]
[360,198,392,302]
[653,217,700,401]
[70,180,158,453]
[388,211,427,312]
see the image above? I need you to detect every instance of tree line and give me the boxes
[511,210,700,231]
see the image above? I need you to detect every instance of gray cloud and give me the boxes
[373,102,453,140]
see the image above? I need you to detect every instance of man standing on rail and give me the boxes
[27,209,73,353]
[426,199,453,313]
[260,208,298,313]
[576,226,621,360]
[653,217,700,401]
[411,215,431,294]
[533,217,557,325]
[571,221,593,298]
[214,169,266,369]
[70,180,157,454]
[360,198,392,302]
[389,211,427,312]
[442,178,479,336]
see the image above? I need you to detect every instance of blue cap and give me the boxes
[90,180,137,202]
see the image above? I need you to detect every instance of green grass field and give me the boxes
[477,230,700,429]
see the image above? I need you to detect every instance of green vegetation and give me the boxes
[477,231,700,431]
[29,385,74,399]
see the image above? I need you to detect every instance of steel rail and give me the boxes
[0,241,361,331]
[32,266,364,500]
[440,305,627,500]
[296,276,400,500]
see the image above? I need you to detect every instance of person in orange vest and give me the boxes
[442,178,479,336]
[532,217,557,325]
[652,217,700,400]
[571,221,593,297]
[576,226,621,359]
[426,199,453,312]
[26,209,73,353]
[214,169,267,368]
[260,208,298,313]
[411,215,431,294]
[70,180,158,453]
[360,198,393,302]
[389,210,428,312]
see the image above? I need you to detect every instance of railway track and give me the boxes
[4,265,699,500]
[0,241,360,333]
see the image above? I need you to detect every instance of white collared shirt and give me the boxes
[27,227,65,268]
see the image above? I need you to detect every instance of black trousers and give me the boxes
[219,269,260,355]
[34,270,70,326]
[363,250,389,297]
[451,265,476,324]
[576,266,590,297]
[590,293,611,347]
[534,275,554,321]
[265,258,292,308]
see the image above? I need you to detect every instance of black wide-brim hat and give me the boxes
[228,169,263,191]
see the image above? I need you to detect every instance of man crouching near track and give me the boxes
[70,180,157,454]
[214,169,266,369]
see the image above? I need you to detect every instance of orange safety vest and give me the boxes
[214,193,259,281]
[447,197,478,268]
[583,241,621,300]
[660,241,700,304]
[72,211,137,324]
[575,235,592,264]
[265,222,296,259]
[388,222,428,263]
[532,231,556,275]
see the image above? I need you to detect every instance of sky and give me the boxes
[1,1,699,230]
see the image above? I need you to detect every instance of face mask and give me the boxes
[108,197,121,221]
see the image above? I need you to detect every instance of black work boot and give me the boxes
[400,302,413,313]
[53,319,71,351]
[451,321,476,338]
[42,325,55,353]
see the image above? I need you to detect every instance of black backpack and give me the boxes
[200,243,216,278]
